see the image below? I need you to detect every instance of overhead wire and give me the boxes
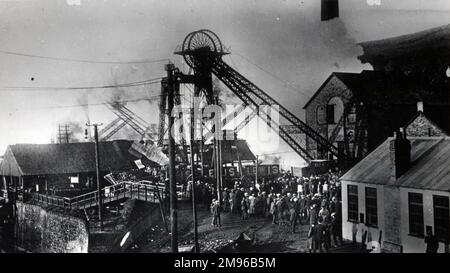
[0,77,164,91]
[47,95,162,109]
[0,49,172,65]
[233,52,310,99]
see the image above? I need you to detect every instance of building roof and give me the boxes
[405,111,448,136]
[303,72,360,109]
[304,70,450,140]
[340,137,450,191]
[202,139,256,165]
[0,140,144,177]
[358,24,450,71]
[303,70,427,109]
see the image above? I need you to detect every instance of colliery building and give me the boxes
[0,140,157,197]
[304,24,450,163]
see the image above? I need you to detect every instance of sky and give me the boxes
[0,0,449,166]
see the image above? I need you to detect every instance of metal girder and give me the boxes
[100,121,127,141]
[120,104,150,129]
[280,125,304,134]
[203,104,247,141]
[210,62,313,162]
[328,113,345,143]
[106,103,146,136]
[234,109,258,134]
[353,103,367,159]
[98,118,122,137]
[211,59,341,159]
[158,80,168,146]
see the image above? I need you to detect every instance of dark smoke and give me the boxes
[56,120,85,143]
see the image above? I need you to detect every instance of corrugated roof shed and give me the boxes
[340,137,450,191]
[0,140,142,176]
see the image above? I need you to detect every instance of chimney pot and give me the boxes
[417,101,424,112]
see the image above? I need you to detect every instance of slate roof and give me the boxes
[202,139,256,164]
[359,24,450,68]
[0,140,142,176]
[340,137,450,191]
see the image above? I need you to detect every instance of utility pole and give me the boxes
[255,155,259,188]
[166,63,178,253]
[214,97,222,204]
[65,124,70,143]
[190,96,200,253]
[199,119,205,178]
[214,137,222,203]
[58,124,62,144]
[86,123,103,230]
[218,137,223,197]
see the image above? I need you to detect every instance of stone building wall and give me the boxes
[382,185,403,253]
[405,113,446,137]
[304,75,353,157]
[16,202,89,253]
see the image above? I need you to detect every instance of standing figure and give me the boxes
[229,189,236,214]
[241,193,249,220]
[210,199,217,226]
[270,196,278,224]
[249,193,256,218]
[424,227,439,253]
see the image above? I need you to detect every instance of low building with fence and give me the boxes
[0,140,158,198]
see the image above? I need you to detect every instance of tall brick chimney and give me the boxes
[321,0,339,21]
[389,128,411,180]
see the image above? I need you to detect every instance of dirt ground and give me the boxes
[127,201,365,253]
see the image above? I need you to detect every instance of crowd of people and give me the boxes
[187,169,344,253]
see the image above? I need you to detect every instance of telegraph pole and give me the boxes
[166,63,178,253]
[86,123,103,230]
[255,155,259,188]
[65,124,70,143]
[190,96,200,253]
[199,120,205,178]
[214,97,222,203]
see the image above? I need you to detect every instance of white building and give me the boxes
[340,132,450,253]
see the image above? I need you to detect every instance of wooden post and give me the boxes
[255,155,259,188]
[166,63,178,253]
[145,185,148,202]
[86,123,104,231]
[199,122,205,178]
[190,96,200,253]
[218,137,223,199]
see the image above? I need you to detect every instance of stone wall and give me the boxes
[16,202,89,253]
[304,75,353,157]
[382,185,403,253]
[405,113,446,137]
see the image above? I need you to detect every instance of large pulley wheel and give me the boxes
[182,29,224,69]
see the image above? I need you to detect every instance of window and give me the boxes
[433,195,450,242]
[316,105,326,125]
[347,185,358,222]
[326,104,335,124]
[327,97,344,125]
[365,187,378,226]
[408,192,424,237]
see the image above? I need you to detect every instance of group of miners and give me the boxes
[187,169,343,252]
